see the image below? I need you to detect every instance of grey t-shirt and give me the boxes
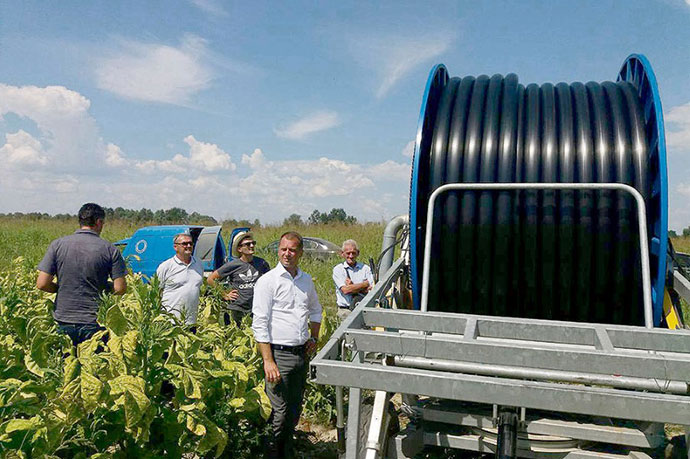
[37,229,127,324]
[215,256,270,313]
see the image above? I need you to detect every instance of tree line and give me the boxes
[1,207,359,227]
[669,227,690,238]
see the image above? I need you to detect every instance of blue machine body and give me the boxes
[115,225,231,280]
[409,55,669,326]
[617,54,669,326]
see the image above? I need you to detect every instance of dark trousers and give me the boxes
[223,310,250,327]
[56,321,105,346]
[265,347,308,458]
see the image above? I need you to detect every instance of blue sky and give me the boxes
[1,0,690,229]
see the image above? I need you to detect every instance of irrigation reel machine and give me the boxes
[310,55,690,458]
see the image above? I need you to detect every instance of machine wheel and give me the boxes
[347,401,400,459]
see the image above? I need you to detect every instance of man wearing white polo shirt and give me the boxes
[156,233,204,325]
[252,231,322,458]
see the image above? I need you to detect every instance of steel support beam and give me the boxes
[313,362,690,425]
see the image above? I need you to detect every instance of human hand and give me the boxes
[264,360,281,383]
[306,337,318,355]
[223,289,239,301]
[344,278,353,286]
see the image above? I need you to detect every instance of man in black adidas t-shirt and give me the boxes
[207,231,270,326]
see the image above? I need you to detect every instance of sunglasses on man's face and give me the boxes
[239,241,256,247]
[175,241,194,247]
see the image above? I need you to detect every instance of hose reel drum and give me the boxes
[409,54,668,326]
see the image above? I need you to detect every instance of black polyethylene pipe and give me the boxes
[422,72,647,325]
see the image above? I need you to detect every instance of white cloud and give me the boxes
[241,148,267,169]
[183,135,235,171]
[0,130,48,166]
[274,111,341,140]
[350,32,454,98]
[666,101,690,151]
[105,143,128,167]
[95,34,214,104]
[0,83,107,171]
[123,135,235,174]
[401,139,415,158]
[189,0,228,16]
[368,160,411,181]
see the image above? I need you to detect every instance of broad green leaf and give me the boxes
[182,371,202,399]
[108,375,150,429]
[80,371,103,411]
[105,303,128,336]
[246,386,272,420]
[24,353,45,377]
[4,416,41,433]
[63,356,80,385]
[122,330,139,365]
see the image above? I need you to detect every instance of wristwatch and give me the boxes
[307,337,317,345]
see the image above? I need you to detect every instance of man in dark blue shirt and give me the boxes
[37,203,127,345]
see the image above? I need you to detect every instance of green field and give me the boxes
[2,218,688,457]
[0,217,385,457]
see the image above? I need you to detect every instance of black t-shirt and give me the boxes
[215,256,270,312]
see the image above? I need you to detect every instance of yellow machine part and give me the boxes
[663,288,683,329]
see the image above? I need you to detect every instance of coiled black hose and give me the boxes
[419,74,649,325]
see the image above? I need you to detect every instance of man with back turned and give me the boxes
[36,203,127,346]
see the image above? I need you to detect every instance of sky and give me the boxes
[1,0,690,229]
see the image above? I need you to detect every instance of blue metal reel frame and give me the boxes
[410,64,448,310]
[618,54,669,326]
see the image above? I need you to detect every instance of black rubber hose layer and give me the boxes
[419,74,648,325]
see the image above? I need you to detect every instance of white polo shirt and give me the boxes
[156,255,204,324]
[252,263,322,346]
[332,261,374,308]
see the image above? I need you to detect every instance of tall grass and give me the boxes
[670,235,690,254]
[3,217,688,322]
[0,217,386,314]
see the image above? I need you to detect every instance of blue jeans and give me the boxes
[56,321,105,346]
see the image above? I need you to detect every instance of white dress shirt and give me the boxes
[332,261,374,308]
[156,255,204,324]
[252,262,322,346]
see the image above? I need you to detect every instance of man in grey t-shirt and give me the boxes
[207,231,269,326]
[37,203,127,345]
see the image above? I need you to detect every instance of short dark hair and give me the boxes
[280,231,303,250]
[78,203,106,227]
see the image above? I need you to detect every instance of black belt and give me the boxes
[271,343,306,354]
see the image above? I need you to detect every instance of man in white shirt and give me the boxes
[156,233,204,325]
[332,239,373,320]
[252,231,322,458]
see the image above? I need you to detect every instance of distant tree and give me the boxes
[283,214,303,226]
[307,208,357,225]
[669,230,678,238]
[307,210,324,225]
[163,207,188,224]
[683,227,690,237]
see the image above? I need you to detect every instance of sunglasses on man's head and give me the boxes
[239,241,256,247]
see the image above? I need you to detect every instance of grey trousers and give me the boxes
[265,347,307,456]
